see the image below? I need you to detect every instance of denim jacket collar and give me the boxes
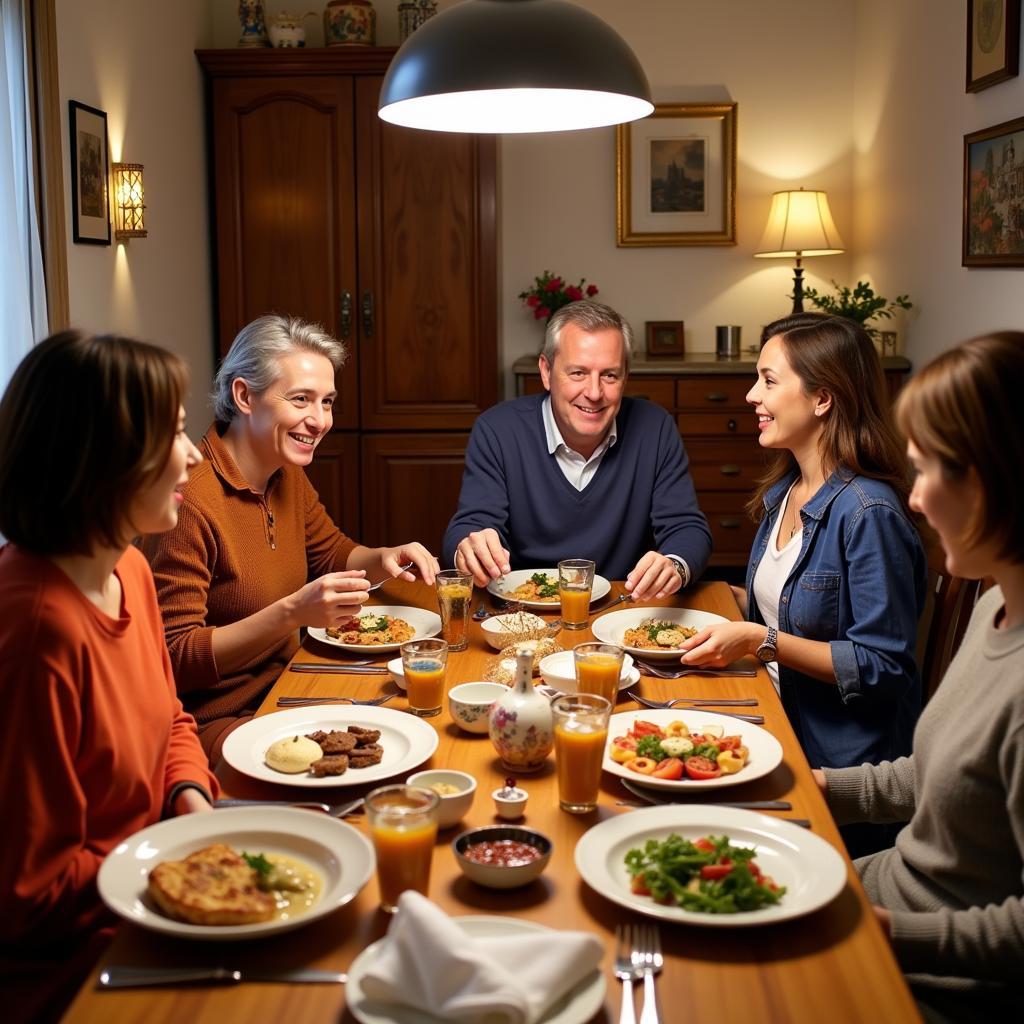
[762,468,855,522]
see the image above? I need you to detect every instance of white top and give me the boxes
[752,483,802,693]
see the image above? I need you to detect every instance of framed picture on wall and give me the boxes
[68,100,110,245]
[616,102,737,247]
[645,321,685,357]
[963,115,1024,266]
[966,0,1020,92]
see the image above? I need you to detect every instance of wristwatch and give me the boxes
[668,557,689,589]
[755,626,778,663]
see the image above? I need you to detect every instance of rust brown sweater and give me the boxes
[141,425,357,723]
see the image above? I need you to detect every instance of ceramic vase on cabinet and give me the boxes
[324,0,376,46]
[488,648,554,774]
[237,0,270,47]
[268,10,317,47]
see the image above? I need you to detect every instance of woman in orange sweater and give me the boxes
[0,331,218,1022]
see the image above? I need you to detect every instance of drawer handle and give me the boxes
[718,518,742,529]
[727,418,737,432]
[720,464,741,476]
[705,392,728,402]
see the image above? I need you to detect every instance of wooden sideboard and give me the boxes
[513,352,912,568]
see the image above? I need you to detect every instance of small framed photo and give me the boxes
[645,321,685,358]
[68,100,110,245]
[966,0,1020,92]
[963,115,1024,266]
[616,102,736,247]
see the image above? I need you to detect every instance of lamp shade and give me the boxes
[378,0,653,133]
[754,189,844,258]
[111,163,147,241]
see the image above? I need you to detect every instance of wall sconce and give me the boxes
[111,162,147,241]
[754,188,844,314]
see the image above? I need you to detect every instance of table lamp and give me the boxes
[754,188,844,313]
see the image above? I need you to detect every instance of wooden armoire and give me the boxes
[196,48,498,557]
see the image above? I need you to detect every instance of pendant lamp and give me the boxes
[378,0,653,134]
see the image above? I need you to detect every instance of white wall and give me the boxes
[57,0,216,430]
[853,0,1024,368]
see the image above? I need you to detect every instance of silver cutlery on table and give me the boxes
[366,562,415,592]
[635,924,663,1024]
[288,663,390,675]
[626,691,764,723]
[654,697,759,707]
[637,662,758,679]
[614,924,641,1024]
[619,780,789,810]
[276,693,396,707]
[214,797,365,817]
[98,965,348,989]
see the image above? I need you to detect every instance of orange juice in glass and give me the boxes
[435,569,472,651]
[401,638,448,717]
[573,641,624,704]
[558,559,595,629]
[552,693,611,813]
[365,784,440,913]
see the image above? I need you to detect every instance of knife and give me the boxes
[289,663,389,675]
[620,779,792,810]
[98,965,347,988]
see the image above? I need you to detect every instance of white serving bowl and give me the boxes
[387,656,406,691]
[480,612,550,650]
[406,769,477,829]
[452,825,552,889]
[538,649,634,693]
[448,681,507,734]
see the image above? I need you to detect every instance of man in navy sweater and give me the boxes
[443,301,712,600]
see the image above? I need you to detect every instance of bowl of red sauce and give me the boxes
[452,826,552,889]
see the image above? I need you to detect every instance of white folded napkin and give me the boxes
[359,891,603,1024]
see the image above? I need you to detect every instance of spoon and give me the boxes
[366,562,414,592]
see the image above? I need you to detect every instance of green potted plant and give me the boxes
[802,280,912,336]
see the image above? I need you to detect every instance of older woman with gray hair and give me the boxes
[142,314,437,765]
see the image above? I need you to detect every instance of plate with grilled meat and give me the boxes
[97,806,374,940]
[222,705,439,788]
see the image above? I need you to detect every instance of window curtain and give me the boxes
[1,0,49,393]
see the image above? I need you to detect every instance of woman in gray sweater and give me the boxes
[818,332,1024,1022]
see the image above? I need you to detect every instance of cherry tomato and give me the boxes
[630,873,651,895]
[651,757,684,780]
[717,735,743,752]
[684,755,722,780]
[612,736,637,751]
[700,863,734,881]
[694,837,715,853]
[631,720,664,739]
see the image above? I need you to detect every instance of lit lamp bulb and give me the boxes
[112,163,147,242]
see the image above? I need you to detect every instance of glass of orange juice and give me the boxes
[558,558,595,629]
[435,569,473,651]
[552,693,612,813]
[573,641,624,704]
[365,784,440,913]
[401,638,448,717]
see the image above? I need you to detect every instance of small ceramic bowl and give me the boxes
[492,783,528,819]
[538,649,634,693]
[480,612,550,650]
[452,825,552,889]
[387,657,406,691]
[448,681,507,733]
[406,769,476,829]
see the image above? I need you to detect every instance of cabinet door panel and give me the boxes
[360,433,470,555]
[355,78,497,430]
[305,431,361,539]
[699,491,759,566]
[211,76,359,429]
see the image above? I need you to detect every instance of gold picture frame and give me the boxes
[616,102,737,247]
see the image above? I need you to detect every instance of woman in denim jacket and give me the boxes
[680,313,926,855]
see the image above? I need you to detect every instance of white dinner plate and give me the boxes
[603,708,783,791]
[307,605,441,653]
[591,606,730,661]
[222,705,439,789]
[97,806,375,941]
[575,805,847,927]
[346,916,606,1024]
[488,570,611,610]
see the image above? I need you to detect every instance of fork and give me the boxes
[635,924,663,1024]
[276,693,396,707]
[613,924,640,1024]
[637,662,758,679]
[626,690,764,723]
[366,562,415,592]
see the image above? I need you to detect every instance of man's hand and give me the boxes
[624,551,682,602]
[454,529,511,586]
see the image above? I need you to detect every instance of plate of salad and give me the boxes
[574,805,847,926]
[603,708,783,791]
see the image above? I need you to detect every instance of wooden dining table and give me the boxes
[63,579,920,1023]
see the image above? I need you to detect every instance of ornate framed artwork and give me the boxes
[616,102,736,247]
[966,0,1020,92]
[963,116,1024,266]
[68,100,110,245]
[645,321,685,357]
